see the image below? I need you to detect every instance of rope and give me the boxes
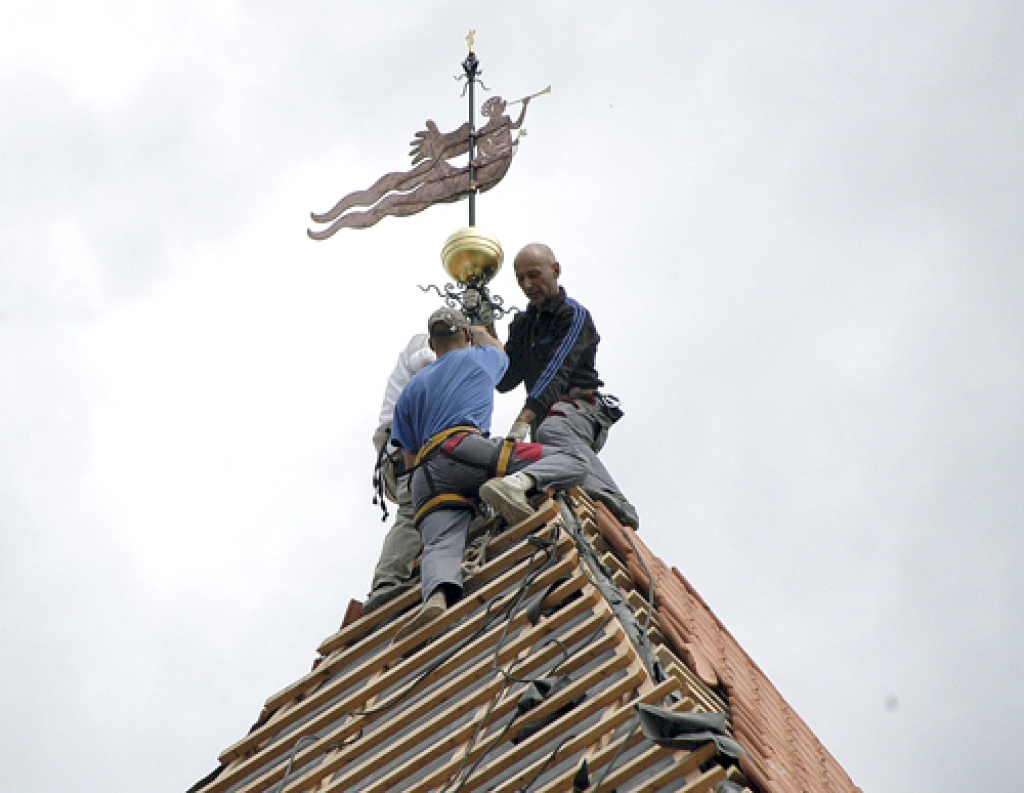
[461,524,496,576]
[371,442,390,522]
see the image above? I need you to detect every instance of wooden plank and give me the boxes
[224,528,574,763]
[475,498,560,557]
[399,663,645,793]
[611,569,633,592]
[630,744,721,793]
[265,587,419,716]
[348,645,638,793]
[626,591,662,637]
[588,531,612,556]
[216,535,577,769]
[568,487,595,512]
[662,662,722,715]
[230,583,605,793]
[725,765,755,790]
[313,625,626,793]
[679,764,728,792]
[438,663,652,793]
[584,739,718,793]
[214,557,581,792]
[316,580,422,654]
[315,499,558,659]
[485,677,683,793]
[655,643,728,714]
[600,550,628,579]
[529,691,706,793]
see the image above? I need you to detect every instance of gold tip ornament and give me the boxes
[441,227,503,285]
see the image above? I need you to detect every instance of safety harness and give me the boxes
[409,426,519,526]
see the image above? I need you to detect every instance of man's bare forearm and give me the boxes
[515,407,537,425]
[470,324,504,352]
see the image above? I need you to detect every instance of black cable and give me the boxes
[558,495,665,683]
[272,499,611,793]
[264,719,365,793]
[516,733,577,792]
[615,517,656,638]
[439,542,560,792]
[351,534,560,722]
[440,511,619,792]
[592,720,641,793]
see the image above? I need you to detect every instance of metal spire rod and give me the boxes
[462,30,480,227]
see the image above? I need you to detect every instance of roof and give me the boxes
[590,502,863,793]
[188,490,861,793]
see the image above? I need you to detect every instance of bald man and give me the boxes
[496,243,639,529]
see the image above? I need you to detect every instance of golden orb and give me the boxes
[441,227,503,285]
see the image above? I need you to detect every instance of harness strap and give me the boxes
[411,425,483,526]
[414,492,478,524]
[495,437,516,477]
[414,425,480,466]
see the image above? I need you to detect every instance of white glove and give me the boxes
[372,423,391,454]
[507,422,530,442]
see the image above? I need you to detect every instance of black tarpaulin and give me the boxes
[635,703,745,759]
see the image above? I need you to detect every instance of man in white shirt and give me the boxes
[364,334,436,613]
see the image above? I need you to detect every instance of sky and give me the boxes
[1,1,1022,791]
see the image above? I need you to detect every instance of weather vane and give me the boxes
[307,31,550,324]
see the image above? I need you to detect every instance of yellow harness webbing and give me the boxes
[495,437,516,477]
[413,425,480,466]
[414,492,478,524]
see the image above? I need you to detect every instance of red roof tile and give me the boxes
[592,502,863,793]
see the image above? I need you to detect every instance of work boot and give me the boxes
[393,590,446,642]
[480,472,536,526]
[585,487,640,530]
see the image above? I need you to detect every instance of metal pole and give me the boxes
[462,36,480,227]
[468,75,476,226]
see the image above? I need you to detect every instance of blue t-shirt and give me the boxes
[392,345,508,453]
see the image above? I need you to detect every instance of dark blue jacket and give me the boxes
[496,288,603,418]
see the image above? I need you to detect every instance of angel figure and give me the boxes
[308,94,533,238]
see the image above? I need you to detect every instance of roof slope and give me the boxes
[590,503,863,793]
[188,491,860,793]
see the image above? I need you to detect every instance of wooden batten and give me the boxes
[190,477,864,793]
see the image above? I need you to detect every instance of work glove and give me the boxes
[372,423,391,454]
[507,422,531,442]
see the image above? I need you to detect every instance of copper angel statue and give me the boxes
[308,92,542,239]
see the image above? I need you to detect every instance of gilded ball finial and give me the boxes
[441,227,503,285]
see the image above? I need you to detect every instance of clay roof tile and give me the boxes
[592,504,862,793]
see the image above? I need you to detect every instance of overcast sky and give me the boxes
[2,2,1022,791]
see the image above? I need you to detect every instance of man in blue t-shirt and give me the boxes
[390,307,586,640]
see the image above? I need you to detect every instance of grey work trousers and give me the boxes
[411,433,586,603]
[369,454,421,591]
[536,396,633,513]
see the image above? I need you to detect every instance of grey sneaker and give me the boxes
[479,477,535,526]
[393,590,446,642]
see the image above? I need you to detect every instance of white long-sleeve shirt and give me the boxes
[375,334,436,441]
